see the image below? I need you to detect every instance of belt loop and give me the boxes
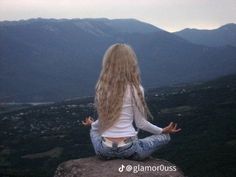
[112,142,118,149]
[124,138,128,143]
[124,137,133,143]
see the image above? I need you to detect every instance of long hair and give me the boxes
[95,43,153,134]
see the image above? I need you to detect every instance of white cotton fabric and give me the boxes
[91,84,163,137]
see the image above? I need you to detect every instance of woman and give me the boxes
[82,43,181,160]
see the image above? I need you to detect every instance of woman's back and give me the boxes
[101,84,143,138]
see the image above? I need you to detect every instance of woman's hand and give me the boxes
[82,116,94,126]
[162,122,181,134]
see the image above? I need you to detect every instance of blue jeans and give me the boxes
[90,128,171,160]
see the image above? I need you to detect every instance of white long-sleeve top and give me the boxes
[91,84,163,137]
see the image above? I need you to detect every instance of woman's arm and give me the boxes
[133,85,163,135]
[133,85,181,134]
[133,103,163,134]
[91,119,99,131]
[82,116,99,132]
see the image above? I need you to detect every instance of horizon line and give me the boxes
[0,17,235,33]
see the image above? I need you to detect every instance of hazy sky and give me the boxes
[0,0,235,32]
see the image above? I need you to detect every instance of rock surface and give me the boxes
[54,156,185,177]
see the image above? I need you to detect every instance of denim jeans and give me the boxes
[90,128,171,160]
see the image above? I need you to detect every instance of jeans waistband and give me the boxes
[102,136,136,148]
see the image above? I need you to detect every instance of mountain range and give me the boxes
[175,23,236,47]
[0,18,236,102]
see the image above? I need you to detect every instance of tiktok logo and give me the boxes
[118,164,125,172]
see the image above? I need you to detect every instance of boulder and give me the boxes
[54,156,185,177]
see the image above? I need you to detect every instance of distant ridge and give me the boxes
[174,23,236,47]
[0,17,163,34]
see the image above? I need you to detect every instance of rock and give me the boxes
[54,156,185,177]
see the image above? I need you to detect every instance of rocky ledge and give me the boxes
[54,156,185,177]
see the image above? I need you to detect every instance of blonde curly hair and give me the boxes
[95,43,153,134]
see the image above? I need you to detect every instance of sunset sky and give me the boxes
[0,0,235,32]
